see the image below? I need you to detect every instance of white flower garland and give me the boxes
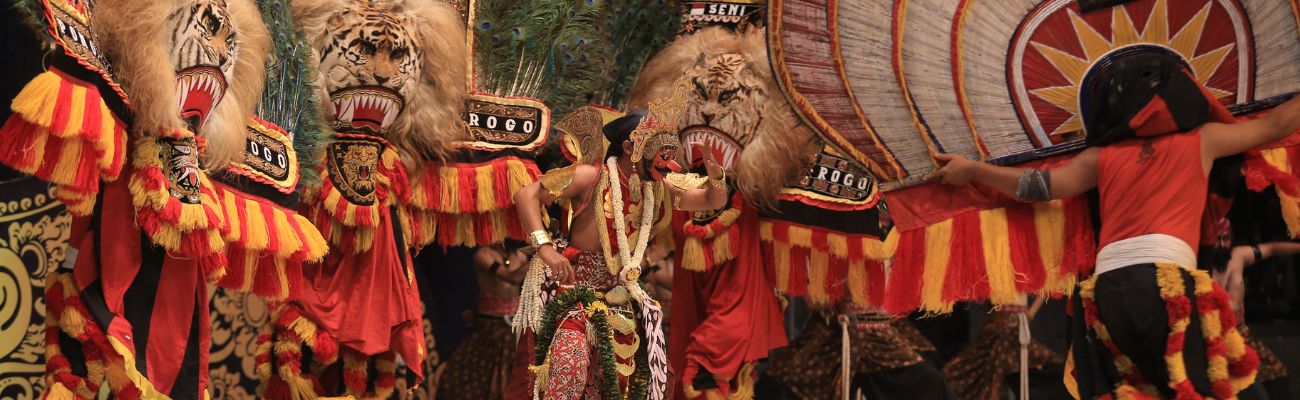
[606,157,655,283]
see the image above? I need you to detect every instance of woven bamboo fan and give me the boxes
[770,0,1300,188]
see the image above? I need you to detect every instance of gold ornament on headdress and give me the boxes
[630,77,690,164]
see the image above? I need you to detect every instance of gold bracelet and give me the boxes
[528,230,553,249]
[708,176,725,189]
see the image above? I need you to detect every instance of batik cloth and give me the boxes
[535,250,649,400]
[437,310,517,400]
[942,309,1066,400]
[766,312,955,400]
[891,318,937,355]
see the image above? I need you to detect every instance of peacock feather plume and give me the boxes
[596,0,679,108]
[255,0,326,189]
[10,0,56,48]
[470,0,679,116]
[472,0,603,118]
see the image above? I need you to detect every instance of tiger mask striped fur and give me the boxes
[683,53,766,149]
[628,27,817,206]
[167,0,239,77]
[319,3,420,99]
[295,0,469,170]
[95,0,270,169]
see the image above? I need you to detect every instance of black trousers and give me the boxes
[1073,264,1267,399]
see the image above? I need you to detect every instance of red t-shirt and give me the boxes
[1096,130,1207,251]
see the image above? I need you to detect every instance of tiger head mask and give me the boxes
[96,0,269,168]
[295,0,468,168]
[628,26,817,206]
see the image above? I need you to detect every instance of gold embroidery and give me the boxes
[158,137,203,204]
[326,138,382,205]
[538,164,577,198]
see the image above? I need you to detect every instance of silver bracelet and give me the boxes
[1013,169,1052,202]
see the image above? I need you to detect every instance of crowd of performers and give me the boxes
[2,0,1300,399]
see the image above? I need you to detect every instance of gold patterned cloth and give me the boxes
[941,311,1063,400]
[206,289,272,399]
[1241,325,1289,383]
[436,315,516,400]
[766,314,928,399]
[0,177,71,398]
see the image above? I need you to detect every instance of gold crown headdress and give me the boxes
[629,77,690,163]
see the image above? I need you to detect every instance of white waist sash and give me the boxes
[1095,233,1196,275]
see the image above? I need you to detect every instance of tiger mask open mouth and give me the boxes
[175,65,228,131]
[329,85,405,134]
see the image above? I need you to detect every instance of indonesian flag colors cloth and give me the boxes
[671,193,787,398]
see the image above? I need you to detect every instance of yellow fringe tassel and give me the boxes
[508,160,535,193]
[691,362,757,400]
[787,225,813,248]
[11,72,64,128]
[920,219,954,313]
[807,251,830,305]
[980,208,1018,305]
[106,337,168,399]
[682,237,707,272]
[297,214,329,262]
[847,260,868,306]
[44,382,76,400]
[826,234,848,259]
[475,166,495,213]
[1033,201,1070,293]
[438,164,460,212]
[880,228,899,259]
[712,231,733,264]
[1260,148,1300,237]
[773,243,791,293]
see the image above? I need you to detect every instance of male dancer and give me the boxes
[513,100,729,398]
[932,51,1300,398]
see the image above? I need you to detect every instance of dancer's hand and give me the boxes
[932,153,978,186]
[691,141,725,180]
[1220,245,1255,321]
[538,245,574,284]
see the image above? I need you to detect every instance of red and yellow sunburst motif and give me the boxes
[1011,0,1252,144]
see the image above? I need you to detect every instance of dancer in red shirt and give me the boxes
[932,51,1300,398]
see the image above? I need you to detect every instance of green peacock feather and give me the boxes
[473,0,604,118]
[255,0,326,190]
[10,0,52,47]
[471,0,679,116]
[597,0,679,108]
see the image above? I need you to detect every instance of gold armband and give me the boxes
[708,175,725,190]
[527,230,553,249]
